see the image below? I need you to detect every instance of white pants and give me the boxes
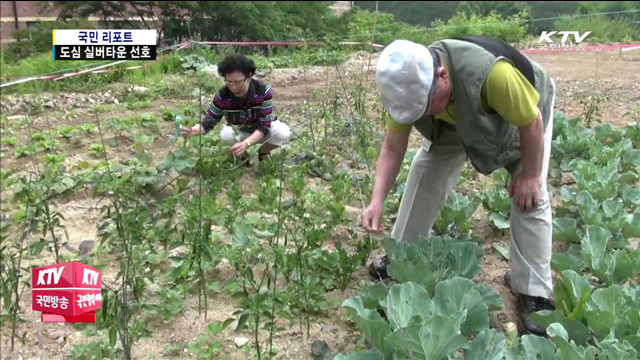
[219,120,291,146]
[391,83,556,299]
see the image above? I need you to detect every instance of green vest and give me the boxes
[413,37,554,175]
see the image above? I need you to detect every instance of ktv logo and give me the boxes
[537,31,592,51]
[32,261,102,323]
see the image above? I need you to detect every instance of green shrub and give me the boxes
[552,16,639,43]
[6,19,97,62]
[432,10,529,43]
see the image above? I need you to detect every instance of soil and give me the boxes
[1,47,638,359]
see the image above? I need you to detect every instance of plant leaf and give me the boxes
[530,310,592,345]
[419,314,468,359]
[432,277,490,336]
[464,329,506,360]
[554,270,592,320]
[490,212,510,230]
[342,297,393,356]
[521,334,560,359]
[553,217,580,243]
[381,282,432,330]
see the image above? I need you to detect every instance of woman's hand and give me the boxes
[230,140,250,156]
[182,124,203,137]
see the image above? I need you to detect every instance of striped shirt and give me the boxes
[200,79,275,137]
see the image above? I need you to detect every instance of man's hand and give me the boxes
[230,140,249,156]
[362,201,384,233]
[508,172,542,212]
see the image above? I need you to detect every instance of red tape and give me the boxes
[2,41,638,87]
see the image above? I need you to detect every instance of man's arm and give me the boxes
[508,110,544,212]
[372,130,410,204]
[362,129,410,232]
[484,60,545,212]
[518,110,544,178]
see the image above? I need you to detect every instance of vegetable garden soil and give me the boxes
[1,48,639,359]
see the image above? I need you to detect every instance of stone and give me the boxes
[78,240,95,258]
[234,337,249,347]
[132,86,148,94]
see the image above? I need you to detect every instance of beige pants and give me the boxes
[391,84,556,299]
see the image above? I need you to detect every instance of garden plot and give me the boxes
[1,49,639,359]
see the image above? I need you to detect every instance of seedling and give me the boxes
[88,144,105,157]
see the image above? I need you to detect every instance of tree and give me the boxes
[457,1,531,19]
[48,1,341,44]
[355,1,461,27]
[49,1,165,41]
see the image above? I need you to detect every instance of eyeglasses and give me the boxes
[224,77,249,86]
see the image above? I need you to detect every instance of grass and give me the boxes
[552,15,640,43]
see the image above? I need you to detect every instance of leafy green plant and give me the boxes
[145,288,185,322]
[580,94,609,129]
[553,15,640,44]
[433,190,481,235]
[531,269,640,350]
[88,144,106,157]
[180,54,212,73]
[106,116,135,139]
[36,139,59,151]
[482,188,511,230]
[162,108,179,121]
[313,236,371,292]
[43,154,64,165]
[1,136,18,146]
[622,122,639,149]
[187,319,235,359]
[124,99,152,110]
[433,10,530,43]
[579,226,640,286]
[558,187,639,242]
[0,213,30,352]
[70,334,123,359]
[383,235,484,296]
[57,125,77,139]
[337,278,504,359]
[30,131,47,141]
[13,145,36,157]
[79,123,98,134]
[138,114,157,128]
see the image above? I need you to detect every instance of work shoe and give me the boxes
[368,255,390,280]
[516,293,555,336]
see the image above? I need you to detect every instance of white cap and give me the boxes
[375,40,434,124]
